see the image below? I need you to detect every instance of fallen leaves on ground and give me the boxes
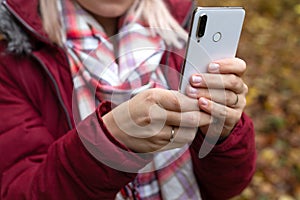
[197,0,300,199]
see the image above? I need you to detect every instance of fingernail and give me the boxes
[192,75,202,84]
[208,63,220,72]
[188,86,197,94]
[199,98,208,106]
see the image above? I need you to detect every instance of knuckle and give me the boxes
[239,59,247,72]
[243,97,247,106]
[244,83,249,94]
[169,93,180,110]
[135,114,151,126]
[227,91,236,104]
[229,75,243,91]
[228,74,239,88]
[219,107,228,118]
[241,95,247,106]
[187,113,199,126]
[141,107,158,126]
[143,115,152,125]
[144,89,157,104]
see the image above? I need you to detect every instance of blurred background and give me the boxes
[197,0,300,199]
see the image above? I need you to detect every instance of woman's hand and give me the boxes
[185,57,248,139]
[103,88,212,153]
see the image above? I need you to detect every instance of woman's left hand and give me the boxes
[185,57,248,139]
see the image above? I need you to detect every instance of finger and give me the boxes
[168,110,212,127]
[198,97,242,126]
[149,103,211,127]
[146,88,200,112]
[165,126,198,149]
[207,57,247,76]
[186,86,241,106]
[145,126,197,152]
[190,73,245,94]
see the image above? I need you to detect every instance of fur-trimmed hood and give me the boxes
[0,4,31,54]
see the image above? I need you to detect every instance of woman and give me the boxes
[0,0,256,199]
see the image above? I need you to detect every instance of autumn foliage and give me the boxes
[197,0,300,199]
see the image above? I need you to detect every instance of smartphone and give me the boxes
[179,7,245,93]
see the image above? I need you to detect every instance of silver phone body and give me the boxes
[179,7,245,93]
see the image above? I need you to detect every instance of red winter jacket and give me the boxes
[0,0,256,199]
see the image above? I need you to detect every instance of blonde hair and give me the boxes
[40,0,188,48]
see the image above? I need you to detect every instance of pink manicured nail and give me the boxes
[199,98,208,106]
[192,75,202,84]
[208,63,220,72]
[189,86,198,94]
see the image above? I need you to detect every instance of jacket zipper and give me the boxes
[2,0,73,130]
[31,54,73,130]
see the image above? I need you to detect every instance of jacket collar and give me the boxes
[2,0,48,42]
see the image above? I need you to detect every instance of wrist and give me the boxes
[102,111,131,148]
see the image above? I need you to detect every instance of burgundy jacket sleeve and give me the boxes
[190,113,256,200]
[0,56,151,199]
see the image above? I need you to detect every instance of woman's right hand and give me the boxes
[103,88,212,153]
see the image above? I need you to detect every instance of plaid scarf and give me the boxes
[61,0,167,120]
[116,146,202,200]
[60,0,201,199]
